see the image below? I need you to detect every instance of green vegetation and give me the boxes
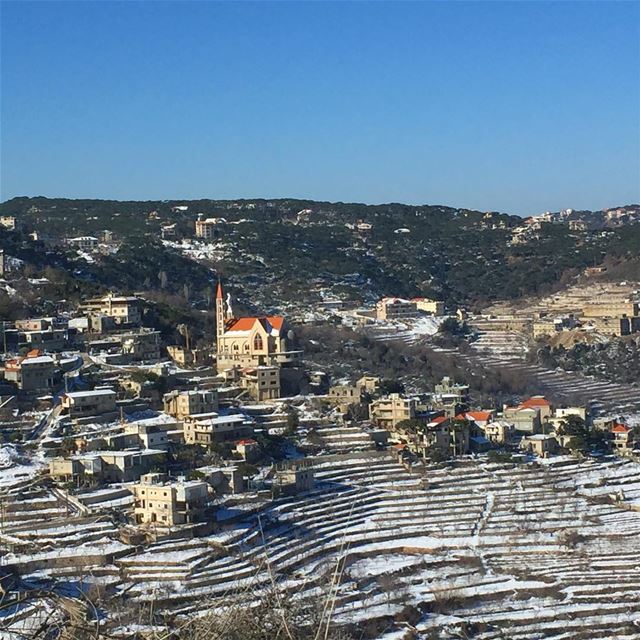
[2,197,638,315]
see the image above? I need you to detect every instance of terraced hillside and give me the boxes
[4,453,639,638]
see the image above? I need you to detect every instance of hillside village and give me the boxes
[1,202,640,638]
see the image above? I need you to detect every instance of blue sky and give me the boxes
[1,1,638,215]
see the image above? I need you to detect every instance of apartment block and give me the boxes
[132,473,209,526]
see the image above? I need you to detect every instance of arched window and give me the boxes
[253,334,263,351]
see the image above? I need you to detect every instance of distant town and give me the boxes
[0,200,639,639]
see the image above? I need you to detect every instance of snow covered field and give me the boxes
[3,454,638,637]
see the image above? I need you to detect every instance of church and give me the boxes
[215,281,296,371]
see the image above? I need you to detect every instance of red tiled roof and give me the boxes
[225,316,285,334]
[430,416,448,425]
[466,411,493,422]
[226,317,258,332]
[236,439,258,446]
[521,397,551,408]
[216,281,223,300]
[266,316,284,332]
[612,424,631,434]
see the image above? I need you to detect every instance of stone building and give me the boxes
[163,389,219,419]
[215,281,299,371]
[132,473,209,526]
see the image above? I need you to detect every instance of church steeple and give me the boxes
[216,278,226,341]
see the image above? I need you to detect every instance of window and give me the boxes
[253,334,263,350]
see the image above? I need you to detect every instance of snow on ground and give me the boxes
[370,315,447,345]
[0,445,45,489]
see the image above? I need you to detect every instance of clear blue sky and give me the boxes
[1,1,639,215]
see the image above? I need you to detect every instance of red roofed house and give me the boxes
[456,411,495,427]
[3,349,55,391]
[503,396,552,434]
[235,438,260,462]
[215,281,298,371]
[519,396,553,420]
[611,423,633,453]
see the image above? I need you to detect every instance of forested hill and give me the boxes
[1,196,639,318]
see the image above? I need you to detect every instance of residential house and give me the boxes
[369,393,417,429]
[61,389,117,419]
[273,460,314,494]
[411,297,445,316]
[235,438,260,462]
[50,449,165,483]
[166,345,211,368]
[163,389,219,419]
[328,384,364,413]
[611,423,634,453]
[481,421,514,445]
[68,236,99,252]
[121,329,161,361]
[237,366,281,401]
[79,294,143,327]
[182,413,253,445]
[195,215,225,240]
[375,298,418,321]
[3,350,55,391]
[520,434,559,457]
[132,473,209,526]
[356,375,381,394]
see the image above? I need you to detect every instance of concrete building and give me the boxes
[121,329,161,361]
[123,421,175,450]
[356,375,381,393]
[197,465,243,494]
[582,301,639,318]
[412,297,445,316]
[238,366,281,401]
[3,351,55,391]
[481,421,514,444]
[79,294,143,327]
[61,389,117,419]
[611,423,633,453]
[166,345,210,368]
[49,449,165,483]
[433,377,470,403]
[503,406,542,434]
[369,393,416,429]
[163,389,218,419]
[328,384,363,412]
[132,473,209,526]
[20,328,67,352]
[195,215,225,240]
[182,413,253,445]
[273,461,314,494]
[375,298,418,321]
[68,236,99,251]
[586,316,640,337]
[520,434,559,457]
